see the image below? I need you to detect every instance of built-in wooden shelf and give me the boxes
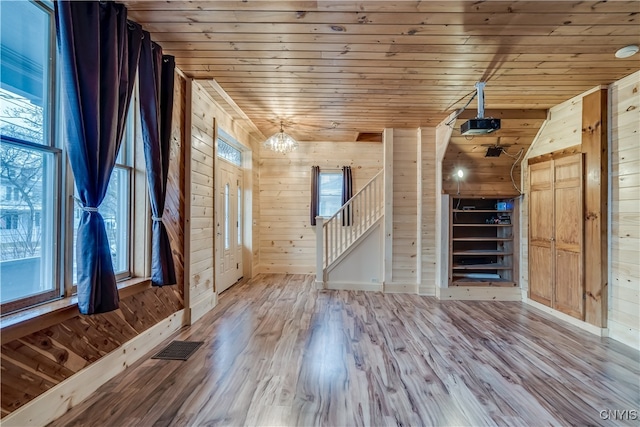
[452,209,513,213]
[453,224,512,227]
[452,250,512,256]
[450,277,517,287]
[449,197,518,289]
[452,237,512,242]
[452,263,511,270]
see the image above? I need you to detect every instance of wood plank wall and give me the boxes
[609,71,640,350]
[0,72,187,418]
[189,80,260,320]
[520,88,600,295]
[189,82,216,303]
[167,72,187,295]
[521,73,639,347]
[391,129,419,288]
[420,127,438,295]
[526,89,599,159]
[258,141,382,274]
[196,83,262,278]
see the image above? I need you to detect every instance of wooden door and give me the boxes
[553,155,584,319]
[528,154,584,320]
[528,161,554,306]
[216,160,244,293]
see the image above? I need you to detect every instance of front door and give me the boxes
[216,160,243,293]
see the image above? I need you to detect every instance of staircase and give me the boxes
[315,170,384,287]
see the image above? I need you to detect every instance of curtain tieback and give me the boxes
[152,216,163,222]
[73,197,99,213]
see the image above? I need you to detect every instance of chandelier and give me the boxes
[263,121,299,154]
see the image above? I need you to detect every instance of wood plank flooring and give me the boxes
[49,274,639,427]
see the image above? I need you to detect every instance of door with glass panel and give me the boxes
[215,160,243,293]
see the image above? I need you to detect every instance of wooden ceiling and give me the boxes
[124,1,640,142]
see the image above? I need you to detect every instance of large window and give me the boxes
[1,1,142,313]
[318,172,343,217]
[72,98,135,283]
[0,1,59,310]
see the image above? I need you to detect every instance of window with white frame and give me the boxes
[72,96,135,283]
[0,0,60,310]
[1,0,143,314]
[318,172,343,217]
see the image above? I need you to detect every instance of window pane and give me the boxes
[101,167,130,274]
[319,172,343,217]
[224,183,230,250]
[0,1,50,146]
[116,95,134,165]
[237,186,242,245]
[319,195,342,217]
[0,143,57,303]
[217,138,241,166]
[73,167,130,282]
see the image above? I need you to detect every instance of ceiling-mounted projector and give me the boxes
[460,82,501,135]
[461,118,501,135]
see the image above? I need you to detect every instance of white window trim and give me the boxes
[318,171,344,219]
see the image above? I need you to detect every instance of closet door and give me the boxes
[553,155,584,319]
[529,161,554,306]
[528,154,585,320]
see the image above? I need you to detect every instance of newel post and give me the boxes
[315,216,325,289]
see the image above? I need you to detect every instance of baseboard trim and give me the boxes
[3,309,186,427]
[190,290,217,325]
[437,286,522,301]
[418,285,436,296]
[384,282,418,293]
[326,281,383,292]
[525,299,606,337]
[607,318,640,351]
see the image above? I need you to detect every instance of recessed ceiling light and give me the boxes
[615,45,639,59]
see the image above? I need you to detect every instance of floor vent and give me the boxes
[151,341,204,361]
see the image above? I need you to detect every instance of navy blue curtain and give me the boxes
[310,166,320,225]
[55,1,143,314]
[139,34,177,287]
[342,166,353,226]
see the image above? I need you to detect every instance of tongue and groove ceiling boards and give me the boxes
[124,1,640,142]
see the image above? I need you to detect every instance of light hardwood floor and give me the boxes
[50,274,639,426]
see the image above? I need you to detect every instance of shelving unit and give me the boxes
[449,198,518,287]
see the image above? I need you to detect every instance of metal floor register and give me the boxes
[151,340,204,361]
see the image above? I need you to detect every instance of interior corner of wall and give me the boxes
[182,307,192,326]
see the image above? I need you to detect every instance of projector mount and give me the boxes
[460,82,501,136]
[476,82,486,119]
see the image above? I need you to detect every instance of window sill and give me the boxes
[0,277,151,345]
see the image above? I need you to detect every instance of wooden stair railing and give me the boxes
[315,170,384,286]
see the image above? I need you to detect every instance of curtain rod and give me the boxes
[315,166,346,172]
